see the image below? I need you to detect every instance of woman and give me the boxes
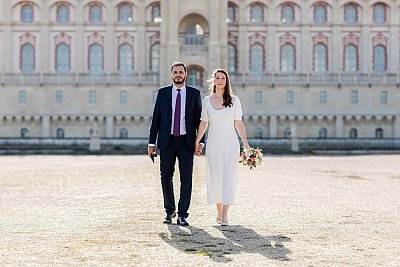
[195,69,250,226]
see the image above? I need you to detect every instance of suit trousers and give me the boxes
[160,135,194,218]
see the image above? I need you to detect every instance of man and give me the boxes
[148,62,204,226]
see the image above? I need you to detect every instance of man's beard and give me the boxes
[173,77,185,84]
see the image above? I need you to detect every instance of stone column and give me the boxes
[159,0,169,85]
[358,5,373,73]
[335,115,343,138]
[74,1,84,73]
[136,2,146,75]
[42,116,50,138]
[163,0,179,85]
[299,24,311,73]
[238,1,248,74]
[389,25,399,73]
[106,116,114,138]
[267,6,276,73]
[208,0,226,71]
[37,1,50,73]
[269,115,277,138]
[290,122,299,152]
[105,4,115,74]
[331,2,342,73]
[2,1,12,72]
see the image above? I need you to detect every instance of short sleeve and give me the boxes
[200,97,209,122]
[234,96,243,120]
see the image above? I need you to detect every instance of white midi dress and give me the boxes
[201,95,243,205]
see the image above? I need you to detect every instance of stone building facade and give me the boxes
[0,0,400,142]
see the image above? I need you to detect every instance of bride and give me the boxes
[195,68,250,226]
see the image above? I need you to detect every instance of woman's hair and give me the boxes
[208,68,233,108]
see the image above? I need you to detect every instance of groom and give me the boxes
[148,62,204,226]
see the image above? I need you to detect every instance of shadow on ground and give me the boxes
[159,224,291,263]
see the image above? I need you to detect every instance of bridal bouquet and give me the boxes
[239,146,263,170]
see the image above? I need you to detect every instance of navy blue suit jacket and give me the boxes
[149,85,205,152]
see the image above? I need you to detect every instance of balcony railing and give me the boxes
[0,73,159,86]
[230,73,400,86]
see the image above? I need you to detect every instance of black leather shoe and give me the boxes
[163,212,176,224]
[177,216,189,226]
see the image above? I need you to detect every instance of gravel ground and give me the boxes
[0,155,399,266]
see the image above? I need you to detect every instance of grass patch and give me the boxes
[204,244,217,247]
[184,248,197,252]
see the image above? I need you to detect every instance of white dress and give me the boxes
[201,95,243,205]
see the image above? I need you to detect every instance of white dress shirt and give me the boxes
[171,84,186,135]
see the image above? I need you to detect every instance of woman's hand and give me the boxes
[243,144,251,158]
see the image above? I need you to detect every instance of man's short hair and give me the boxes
[170,62,187,73]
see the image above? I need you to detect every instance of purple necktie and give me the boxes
[173,89,181,137]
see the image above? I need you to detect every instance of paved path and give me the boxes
[1,155,399,266]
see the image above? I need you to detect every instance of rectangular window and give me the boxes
[89,90,97,103]
[287,90,294,103]
[19,90,26,103]
[320,91,327,103]
[120,90,127,104]
[56,90,63,103]
[255,91,262,104]
[380,91,387,104]
[351,90,358,104]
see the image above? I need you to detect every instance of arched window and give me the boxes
[375,128,383,139]
[120,128,128,139]
[57,4,69,23]
[251,4,263,24]
[345,5,357,24]
[21,4,33,23]
[319,127,327,139]
[228,43,237,73]
[151,43,160,73]
[152,4,161,23]
[284,127,291,138]
[188,68,201,87]
[185,24,204,45]
[374,45,386,73]
[89,44,103,75]
[21,44,34,73]
[314,44,327,73]
[250,44,264,75]
[89,4,102,24]
[281,44,295,73]
[56,128,65,139]
[373,4,385,24]
[119,43,133,75]
[119,3,132,23]
[227,3,236,23]
[56,43,70,74]
[344,45,357,72]
[254,127,263,138]
[314,4,326,25]
[21,128,29,138]
[282,5,294,25]
[349,128,357,139]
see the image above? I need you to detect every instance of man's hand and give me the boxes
[148,146,157,157]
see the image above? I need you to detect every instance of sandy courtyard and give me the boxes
[1,155,399,266]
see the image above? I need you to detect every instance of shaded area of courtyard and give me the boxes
[1,155,399,266]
